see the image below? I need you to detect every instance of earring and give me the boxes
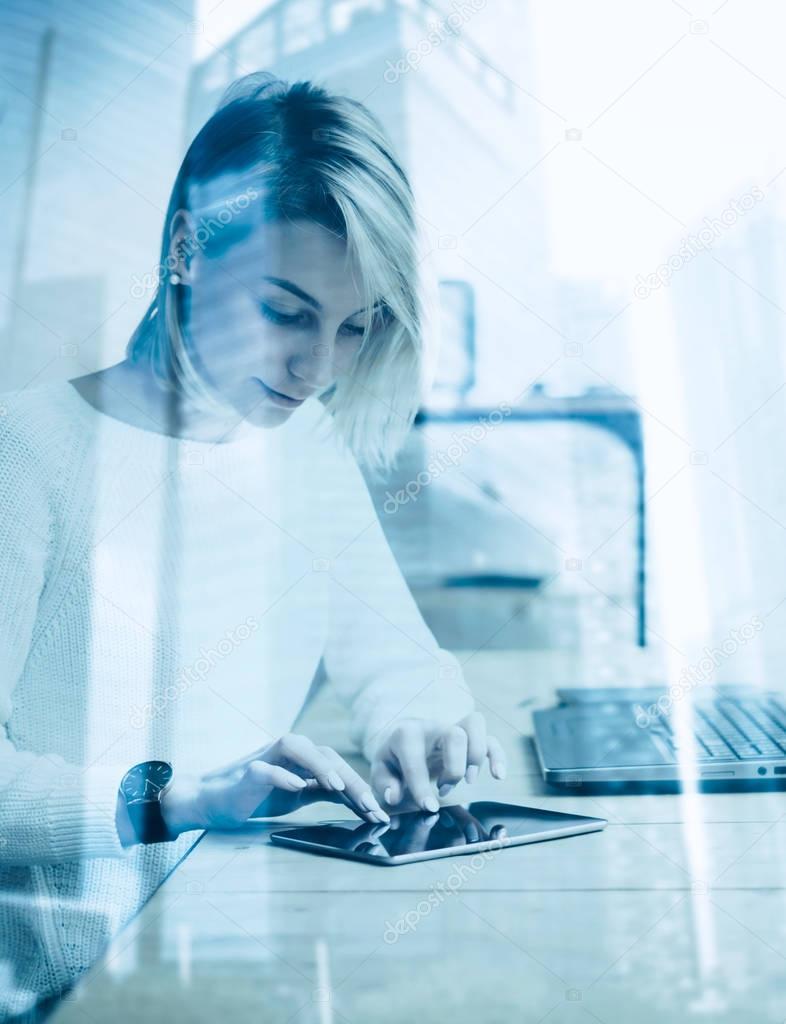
[169,272,181,285]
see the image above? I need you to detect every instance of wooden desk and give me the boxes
[49,650,786,1024]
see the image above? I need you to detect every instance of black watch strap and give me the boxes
[126,799,176,844]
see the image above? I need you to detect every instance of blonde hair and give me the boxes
[126,71,426,471]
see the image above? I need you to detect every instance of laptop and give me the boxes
[532,685,786,784]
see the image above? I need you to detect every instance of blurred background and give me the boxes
[2,0,786,688]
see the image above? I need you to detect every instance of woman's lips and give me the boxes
[255,378,306,408]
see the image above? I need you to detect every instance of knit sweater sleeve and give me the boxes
[322,447,475,763]
[0,409,131,865]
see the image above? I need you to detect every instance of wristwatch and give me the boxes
[118,760,176,844]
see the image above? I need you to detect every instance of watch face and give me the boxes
[121,760,173,803]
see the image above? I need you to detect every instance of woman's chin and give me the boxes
[244,400,295,427]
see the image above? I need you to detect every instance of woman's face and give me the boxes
[180,217,373,427]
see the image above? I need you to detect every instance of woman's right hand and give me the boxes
[160,733,389,837]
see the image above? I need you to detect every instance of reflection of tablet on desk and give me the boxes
[270,801,607,865]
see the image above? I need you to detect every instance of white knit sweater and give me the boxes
[0,379,474,1012]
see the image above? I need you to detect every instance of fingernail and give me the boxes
[292,776,308,789]
[438,783,454,798]
[373,809,390,824]
[423,796,440,813]
[465,765,479,784]
[495,763,507,780]
[384,786,400,806]
[360,791,380,812]
[328,772,345,790]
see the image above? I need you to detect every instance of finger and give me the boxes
[438,807,469,847]
[355,841,381,855]
[391,726,440,813]
[319,748,389,824]
[274,733,347,792]
[334,782,390,824]
[348,821,390,851]
[231,761,307,821]
[201,743,273,782]
[436,725,469,788]
[442,806,479,844]
[400,812,440,853]
[246,761,308,792]
[463,712,488,784]
[371,760,403,808]
[486,735,507,780]
[463,817,481,844]
[354,840,389,858]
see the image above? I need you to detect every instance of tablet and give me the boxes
[269,800,607,865]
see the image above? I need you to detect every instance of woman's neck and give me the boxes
[69,361,253,444]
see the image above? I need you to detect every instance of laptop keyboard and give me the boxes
[643,696,786,761]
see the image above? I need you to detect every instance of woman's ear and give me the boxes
[167,208,198,285]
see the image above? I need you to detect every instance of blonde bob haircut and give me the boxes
[126,71,429,471]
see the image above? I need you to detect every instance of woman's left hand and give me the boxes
[369,712,506,813]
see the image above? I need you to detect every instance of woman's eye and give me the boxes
[259,302,310,327]
[340,322,366,338]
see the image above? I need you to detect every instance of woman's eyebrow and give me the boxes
[261,275,372,319]
[262,275,322,310]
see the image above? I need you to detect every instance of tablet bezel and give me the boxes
[269,802,607,865]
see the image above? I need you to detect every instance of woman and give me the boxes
[0,69,505,1009]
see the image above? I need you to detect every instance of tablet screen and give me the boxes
[270,800,606,863]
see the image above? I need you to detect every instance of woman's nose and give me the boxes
[289,338,336,390]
